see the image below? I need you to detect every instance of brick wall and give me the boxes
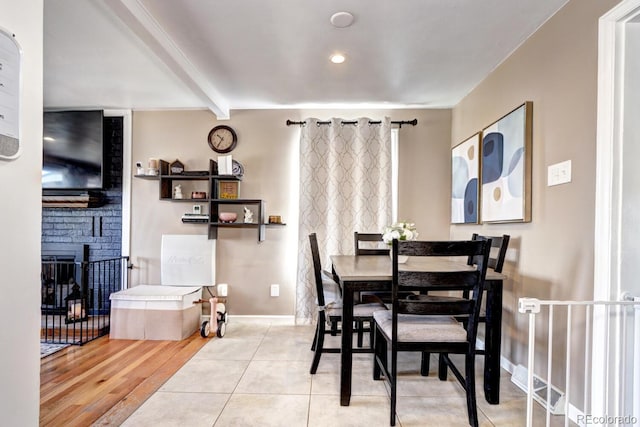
[41,117,123,261]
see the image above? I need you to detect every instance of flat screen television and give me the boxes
[42,110,105,190]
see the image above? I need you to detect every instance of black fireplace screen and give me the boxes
[41,257,78,311]
[40,255,128,345]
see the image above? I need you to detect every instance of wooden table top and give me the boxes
[330,255,505,282]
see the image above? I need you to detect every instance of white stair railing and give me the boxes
[518,297,640,427]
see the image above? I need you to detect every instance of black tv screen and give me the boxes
[42,110,105,190]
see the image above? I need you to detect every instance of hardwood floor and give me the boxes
[40,333,208,426]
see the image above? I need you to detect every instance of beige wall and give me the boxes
[0,0,43,424]
[129,108,451,315]
[398,109,453,240]
[451,0,619,381]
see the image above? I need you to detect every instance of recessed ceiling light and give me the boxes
[330,12,354,28]
[330,54,346,64]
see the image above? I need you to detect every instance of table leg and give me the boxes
[484,280,502,404]
[340,282,354,406]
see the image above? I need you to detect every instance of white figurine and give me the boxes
[174,184,183,199]
[243,206,254,223]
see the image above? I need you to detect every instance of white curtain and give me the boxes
[295,117,392,323]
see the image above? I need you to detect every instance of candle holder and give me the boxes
[146,158,160,176]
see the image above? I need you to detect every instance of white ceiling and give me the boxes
[44,0,569,119]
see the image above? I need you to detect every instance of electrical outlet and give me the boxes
[270,284,279,297]
[217,283,228,297]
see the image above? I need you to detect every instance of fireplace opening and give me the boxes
[41,244,88,315]
[41,256,78,313]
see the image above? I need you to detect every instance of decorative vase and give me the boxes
[389,251,409,263]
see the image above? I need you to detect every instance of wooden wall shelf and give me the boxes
[135,159,282,241]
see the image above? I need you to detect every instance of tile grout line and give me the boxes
[211,322,272,426]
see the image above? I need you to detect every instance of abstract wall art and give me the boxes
[451,133,480,224]
[481,102,533,223]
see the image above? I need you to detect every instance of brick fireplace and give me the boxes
[41,116,123,262]
[40,117,125,344]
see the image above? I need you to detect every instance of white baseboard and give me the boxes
[228,315,296,325]
[500,355,517,374]
[511,364,566,415]
[480,335,586,426]
[475,337,517,374]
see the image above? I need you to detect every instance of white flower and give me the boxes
[382,221,419,245]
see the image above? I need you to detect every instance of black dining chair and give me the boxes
[420,233,509,376]
[467,233,510,274]
[353,232,392,341]
[465,234,510,353]
[372,238,490,426]
[355,231,415,310]
[354,232,390,256]
[309,233,386,374]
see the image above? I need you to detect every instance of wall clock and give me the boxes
[208,125,237,153]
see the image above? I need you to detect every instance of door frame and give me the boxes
[104,109,132,259]
[593,0,640,416]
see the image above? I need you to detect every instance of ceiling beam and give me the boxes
[105,0,230,119]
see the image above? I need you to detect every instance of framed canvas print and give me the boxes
[218,180,240,199]
[481,102,533,223]
[451,133,480,224]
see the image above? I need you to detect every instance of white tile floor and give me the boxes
[122,319,535,427]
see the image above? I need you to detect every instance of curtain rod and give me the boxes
[286,119,417,128]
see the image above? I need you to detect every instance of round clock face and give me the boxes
[208,125,237,153]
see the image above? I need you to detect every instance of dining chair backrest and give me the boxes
[354,232,390,256]
[467,233,510,273]
[309,233,327,308]
[392,239,490,340]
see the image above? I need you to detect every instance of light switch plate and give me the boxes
[270,284,279,297]
[547,160,572,186]
[217,283,228,297]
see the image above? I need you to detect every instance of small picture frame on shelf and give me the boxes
[218,180,240,199]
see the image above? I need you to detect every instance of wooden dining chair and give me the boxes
[465,234,509,354]
[354,231,415,312]
[354,232,390,256]
[308,233,386,374]
[422,233,510,375]
[354,232,389,343]
[372,238,490,427]
[467,233,510,273]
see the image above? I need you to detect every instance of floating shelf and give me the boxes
[135,159,283,242]
[133,174,159,180]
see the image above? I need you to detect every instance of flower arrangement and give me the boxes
[382,221,418,245]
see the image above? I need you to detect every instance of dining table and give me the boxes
[330,254,505,406]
